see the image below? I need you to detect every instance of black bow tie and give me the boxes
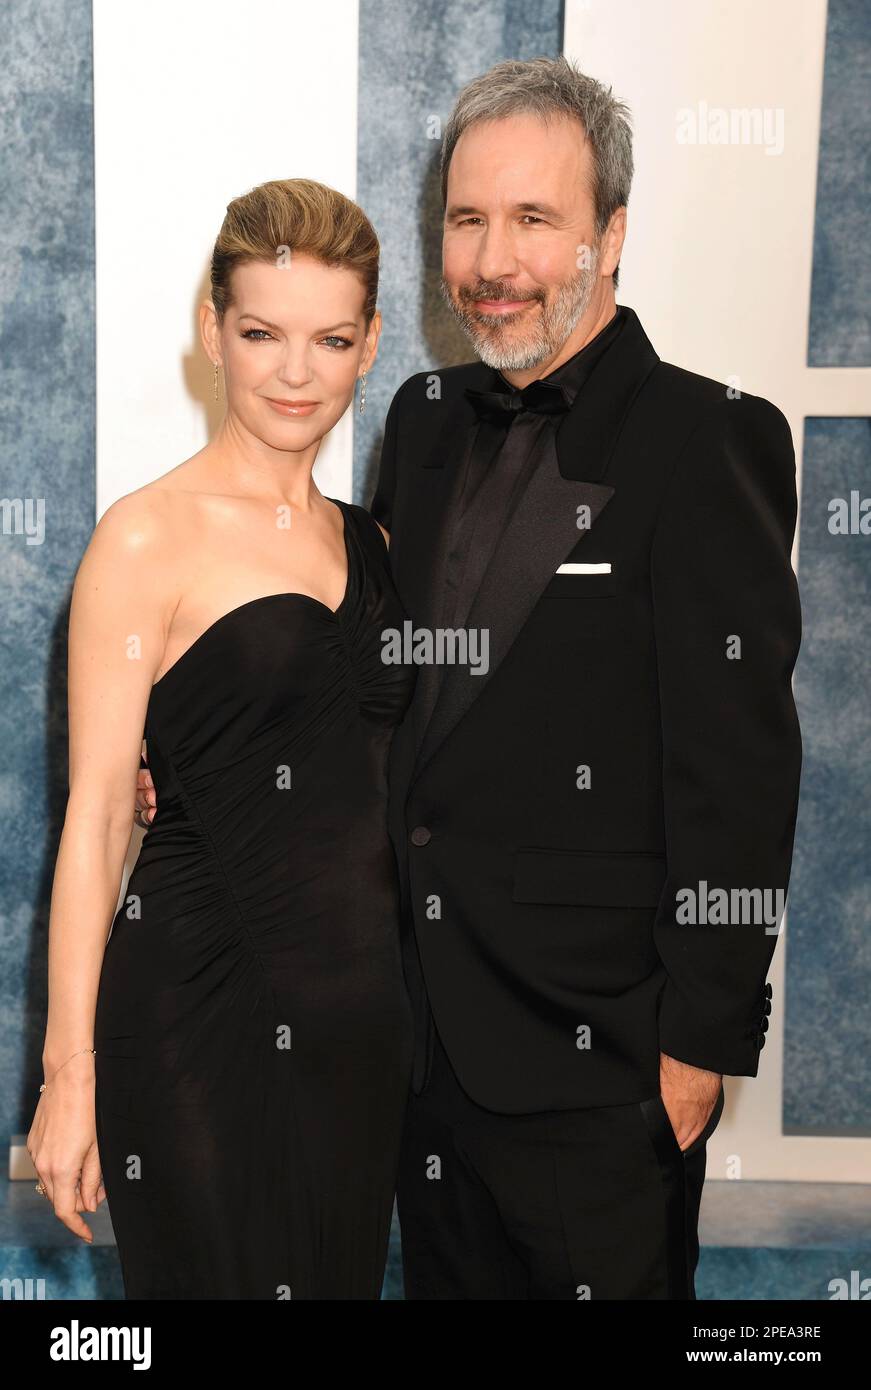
[464,377,572,426]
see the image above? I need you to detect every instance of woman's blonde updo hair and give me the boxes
[210,177,379,327]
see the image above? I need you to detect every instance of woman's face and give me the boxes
[206,254,379,450]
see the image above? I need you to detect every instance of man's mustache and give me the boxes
[459,285,543,306]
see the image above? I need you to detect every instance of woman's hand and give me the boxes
[27,1050,106,1243]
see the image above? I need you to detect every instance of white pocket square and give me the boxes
[555,562,612,574]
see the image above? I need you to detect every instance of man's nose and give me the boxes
[474,226,522,286]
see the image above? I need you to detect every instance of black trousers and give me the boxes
[396,1012,724,1300]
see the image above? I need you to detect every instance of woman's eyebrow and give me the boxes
[238,313,358,333]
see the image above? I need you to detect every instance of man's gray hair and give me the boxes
[440,55,633,287]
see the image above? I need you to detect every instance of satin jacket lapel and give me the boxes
[410,305,660,786]
[410,456,614,780]
[397,380,485,636]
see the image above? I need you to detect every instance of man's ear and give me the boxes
[600,208,627,279]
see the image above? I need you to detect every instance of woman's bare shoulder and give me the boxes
[92,457,208,555]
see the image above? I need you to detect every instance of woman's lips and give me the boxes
[265,398,319,416]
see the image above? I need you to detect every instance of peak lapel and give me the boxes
[396,375,485,636]
[410,447,613,781]
[409,304,660,786]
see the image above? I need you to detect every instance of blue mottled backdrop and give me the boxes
[0,0,869,1302]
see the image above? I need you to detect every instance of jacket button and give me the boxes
[764,983,773,1000]
[410,826,431,846]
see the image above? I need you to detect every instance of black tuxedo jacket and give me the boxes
[371,304,802,1113]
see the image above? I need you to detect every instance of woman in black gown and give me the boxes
[94,496,415,1298]
[28,178,416,1298]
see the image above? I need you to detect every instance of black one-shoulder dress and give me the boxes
[94,500,416,1299]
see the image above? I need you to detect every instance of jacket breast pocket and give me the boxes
[541,572,620,598]
[511,848,667,907]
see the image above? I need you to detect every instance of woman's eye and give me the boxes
[239,328,352,349]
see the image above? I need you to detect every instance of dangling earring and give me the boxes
[358,371,366,414]
[214,361,220,401]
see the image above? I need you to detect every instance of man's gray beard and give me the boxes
[440,259,599,371]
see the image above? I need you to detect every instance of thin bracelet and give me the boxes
[39,1047,96,1093]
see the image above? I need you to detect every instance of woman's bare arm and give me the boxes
[30,490,176,1239]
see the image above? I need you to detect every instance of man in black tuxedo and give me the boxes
[370,56,801,1299]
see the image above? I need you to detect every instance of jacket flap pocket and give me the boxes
[512,849,667,907]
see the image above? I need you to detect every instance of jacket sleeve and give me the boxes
[370,376,412,533]
[649,392,802,1076]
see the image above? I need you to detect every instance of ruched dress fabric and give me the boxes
[94,500,416,1299]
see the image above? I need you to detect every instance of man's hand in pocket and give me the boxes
[659,1052,722,1151]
